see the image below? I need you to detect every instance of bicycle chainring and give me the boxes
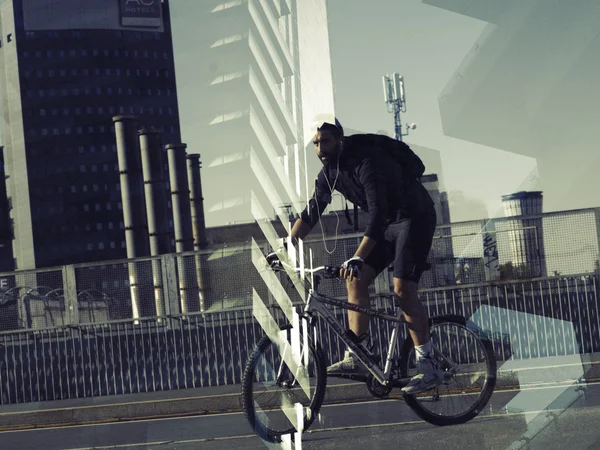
[366,374,393,398]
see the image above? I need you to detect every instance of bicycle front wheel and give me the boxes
[400,316,497,426]
[241,332,327,443]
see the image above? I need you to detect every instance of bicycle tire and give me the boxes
[399,315,497,426]
[241,332,327,443]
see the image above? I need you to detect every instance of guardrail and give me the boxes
[0,272,596,405]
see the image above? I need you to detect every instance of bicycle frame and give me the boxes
[303,287,408,387]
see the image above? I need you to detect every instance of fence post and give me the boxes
[595,208,600,272]
[161,253,180,318]
[62,265,79,325]
[483,219,501,282]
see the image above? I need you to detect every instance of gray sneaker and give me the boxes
[326,350,368,374]
[401,353,445,395]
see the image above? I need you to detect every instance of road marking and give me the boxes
[60,405,596,450]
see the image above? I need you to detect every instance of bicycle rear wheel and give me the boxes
[400,316,497,426]
[241,331,327,443]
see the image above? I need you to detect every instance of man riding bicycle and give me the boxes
[275,115,441,394]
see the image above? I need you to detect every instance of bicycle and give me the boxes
[241,256,497,444]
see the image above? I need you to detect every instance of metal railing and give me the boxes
[0,207,597,329]
[0,207,596,404]
[0,271,597,405]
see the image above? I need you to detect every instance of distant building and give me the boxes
[0,147,13,271]
[0,0,181,269]
[499,191,546,278]
[173,0,335,227]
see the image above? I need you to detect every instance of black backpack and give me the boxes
[347,133,425,180]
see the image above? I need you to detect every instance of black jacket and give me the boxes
[300,135,434,242]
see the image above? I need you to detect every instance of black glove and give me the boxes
[341,256,364,280]
[265,243,288,267]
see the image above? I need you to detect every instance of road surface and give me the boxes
[2,383,599,450]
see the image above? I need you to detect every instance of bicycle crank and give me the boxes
[366,374,393,398]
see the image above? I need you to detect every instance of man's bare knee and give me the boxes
[393,279,422,315]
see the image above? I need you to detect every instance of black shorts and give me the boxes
[363,209,437,283]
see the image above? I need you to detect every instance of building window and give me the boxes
[110,242,116,249]
[106,203,112,211]
[98,243,105,250]
[65,127,71,135]
[87,243,93,250]
[60,69,66,77]
[86,107,93,114]
[80,165,86,173]
[77,127,83,134]
[85,224,91,231]
[83,204,90,212]
[83,185,88,192]
[71,185,76,193]
[95,203,100,211]
[88,126,94,133]
[40,109,46,116]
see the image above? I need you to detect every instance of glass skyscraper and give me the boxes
[0,0,181,269]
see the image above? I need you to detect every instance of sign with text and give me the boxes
[23,0,164,32]
[119,0,163,28]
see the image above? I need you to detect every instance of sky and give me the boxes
[168,0,540,226]
[325,0,538,221]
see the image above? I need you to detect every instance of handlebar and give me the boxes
[265,254,340,279]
